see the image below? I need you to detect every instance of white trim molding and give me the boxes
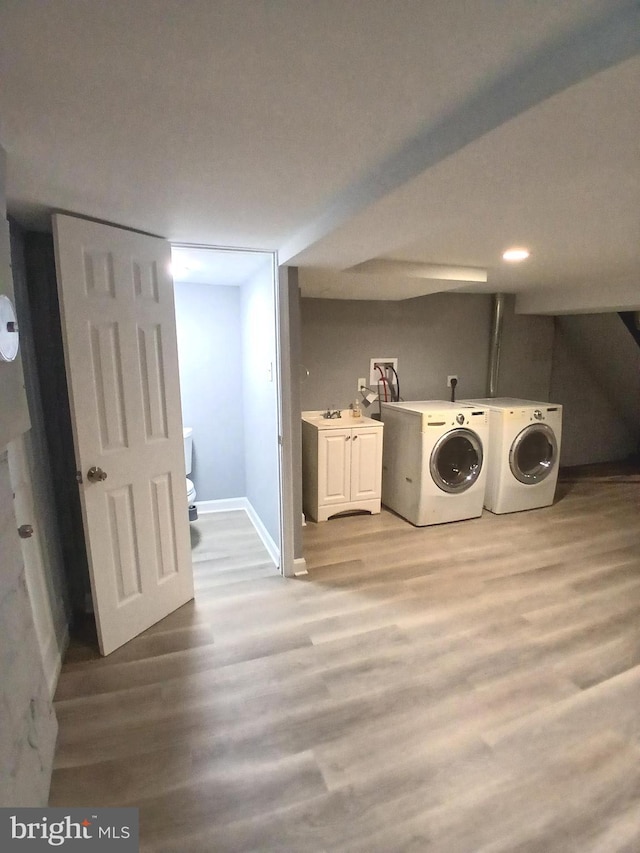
[244,500,280,568]
[195,497,248,514]
[293,557,308,576]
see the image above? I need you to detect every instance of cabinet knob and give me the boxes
[353,434,358,440]
[345,435,351,441]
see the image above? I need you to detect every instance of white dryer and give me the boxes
[463,398,562,514]
[380,401,489,526]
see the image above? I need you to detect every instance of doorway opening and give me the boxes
[170,245,283,570]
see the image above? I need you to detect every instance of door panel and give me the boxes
[138,324,169,440]
[91,322,128,450]
[53,214,193,655]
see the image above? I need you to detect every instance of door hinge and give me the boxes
[76,470,83,484]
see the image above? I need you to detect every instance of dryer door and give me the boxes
[430,428,483,494]
[509,423,557,484]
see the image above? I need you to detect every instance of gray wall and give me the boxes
[0,146,58,806]
[174,282,246,500]
[300,292,494,411]
[550,314,640,466]
[497,295,555,401]
[241,259,281,549]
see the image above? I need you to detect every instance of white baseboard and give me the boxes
[196,497,248,514]
[45,624,69,700]
[244,500,280,568]
[196,497,280,569]
[293,557,308,576]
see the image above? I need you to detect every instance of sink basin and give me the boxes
[302,410,382,428]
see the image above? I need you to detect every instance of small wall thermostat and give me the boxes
[0,294,19,362]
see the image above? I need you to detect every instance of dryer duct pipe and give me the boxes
[487,293,506,397]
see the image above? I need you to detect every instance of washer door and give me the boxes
[509,423,557,484]
[430,428,483,494]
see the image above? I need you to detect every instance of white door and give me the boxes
[53,214,194,656]
[350,427,383,501]
[318,429,351,506]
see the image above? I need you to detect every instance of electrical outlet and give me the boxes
[358,377,367,394]
[447,375,458,387]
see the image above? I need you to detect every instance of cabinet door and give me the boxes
[318,429,351,506]
[350,427,383,500]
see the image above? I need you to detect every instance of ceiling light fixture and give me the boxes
[502,248,530,262]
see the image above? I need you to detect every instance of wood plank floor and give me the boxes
[49,469,640,852]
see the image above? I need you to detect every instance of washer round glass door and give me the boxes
[430,428,483,494]
[509,423,557,484]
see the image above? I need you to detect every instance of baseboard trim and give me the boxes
[45,624,69,700]
[293,557,308,577]
[196,497,248,514]
[244,501,280,569]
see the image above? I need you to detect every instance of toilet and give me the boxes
[183,427,198,521]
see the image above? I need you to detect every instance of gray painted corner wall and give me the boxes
[497,295,555,401]
[241,259,281,549]
[300,290,559,413]
[301,291,640,468]
[300,292,494,411]
[550,313,640,466]
[174,282,246,501]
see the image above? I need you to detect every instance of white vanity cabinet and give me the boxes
[301,411,384,522]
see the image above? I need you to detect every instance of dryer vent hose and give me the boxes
[450,376,458,403]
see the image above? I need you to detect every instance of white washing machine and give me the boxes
[463,398,562,514]
[380,401,490,526]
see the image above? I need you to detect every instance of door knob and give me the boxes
[87,466,108,483]
[18,524,33,539]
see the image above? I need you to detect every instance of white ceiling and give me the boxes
[1,1,639,309]
[171,246,270,287]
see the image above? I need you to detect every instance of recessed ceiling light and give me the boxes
[502,248,530,262]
